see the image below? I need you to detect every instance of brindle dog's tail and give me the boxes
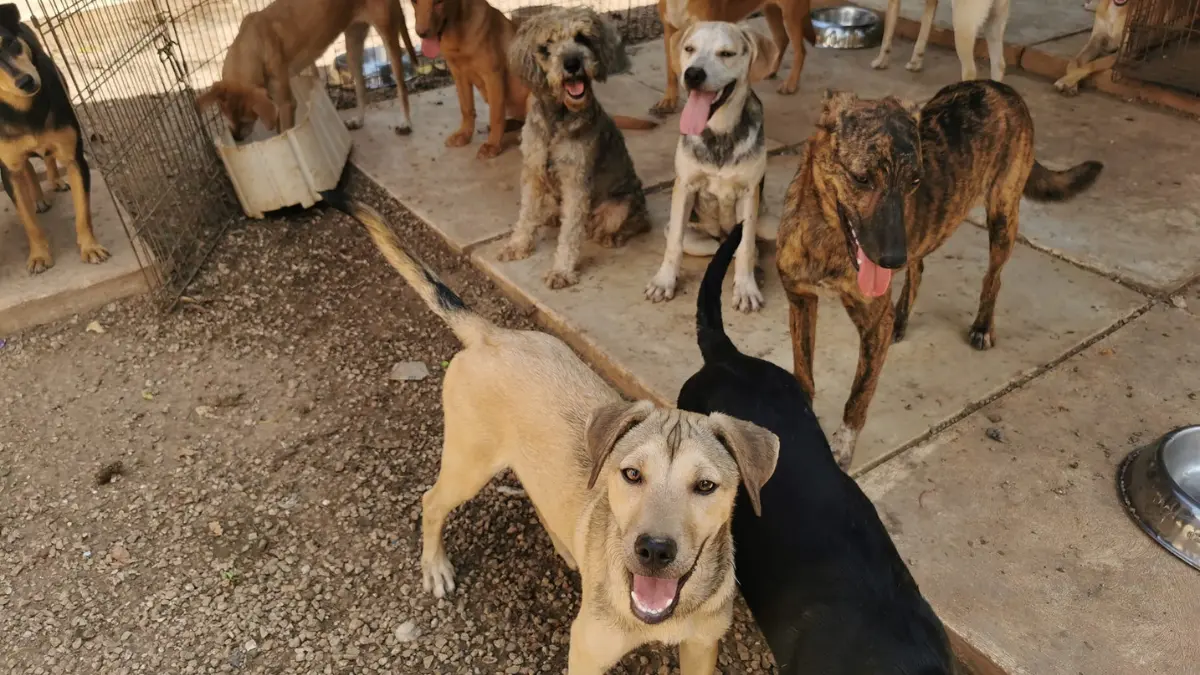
[321,189,495,348]
[696,223,743,364]
[1023,160,1104,202]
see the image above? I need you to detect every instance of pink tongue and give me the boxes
[566,81,585,97]
[632,575,678,614]
[856,246,893,298]
[420,37,440,59]
[680,90,716,136]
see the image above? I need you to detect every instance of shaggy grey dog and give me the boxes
[497,7,650,290]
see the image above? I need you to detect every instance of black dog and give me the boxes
[0,3,106,274]
[677,224,956,674]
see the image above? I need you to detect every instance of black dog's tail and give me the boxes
[320,188,494,348]
[1023,160,1103,202]
[696,223,744,364]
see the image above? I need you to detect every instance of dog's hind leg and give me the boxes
[777,3,809,94]
[344,23,370,130]
[970,183,1020,350]
[764,6,791,77]
[951,0,988,80]
[651,21,680,115]
[871,0,902,70]
[984,0,1011,81]
[63,138,108,265]
[835,296,894,470]
[420,418,500,598]
[368,9,414,134]
[22,158,50,213]
[907,0,940,71]
[892,258,924,342]
[590,198,647,249]
[44,154,68,192]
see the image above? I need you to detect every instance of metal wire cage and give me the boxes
[1114,0,1200,95]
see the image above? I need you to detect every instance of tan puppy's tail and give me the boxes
[1023,159,1104,202]
[322,189,494,347]
[611,115,660,130]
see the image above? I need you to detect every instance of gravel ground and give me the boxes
[0,172,774,674]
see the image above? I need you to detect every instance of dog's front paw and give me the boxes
[776,81,798,95]
[870,54,889,70]
[393,124,412,136]
[497,238,534,262]
[476,143,501,160]
[35,198,51,213]
[422,550,457,599]
[445,130,472,148]
[968,325,995,350]
[79,241,111,265]
[649,97,677,117]
[732,279,764,313]
[1054,78,1080,97]
[544,268,579,290]
[905,57,925,72]
[645,274,677,303]
[829,425,858,471]
[344,117,364,130]
[53,179,69,192]
[27,248,53,274]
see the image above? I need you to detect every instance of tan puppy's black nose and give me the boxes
[635,535,677,570]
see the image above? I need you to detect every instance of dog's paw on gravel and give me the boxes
[422,551,457,599]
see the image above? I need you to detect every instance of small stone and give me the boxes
[85,321,106,334]
[208,521,223,537]
[389,361,430,382]
[985,427,1006,443]
[986,413,1002,424]
[109,544,131,565]
[394,620,419,642]
[1170,295,1187,310]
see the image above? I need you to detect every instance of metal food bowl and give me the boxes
[1118,425,1200,571]
[810,6,884,50]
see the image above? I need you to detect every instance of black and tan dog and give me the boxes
[0,3,106,274]
[777,81,1103,469]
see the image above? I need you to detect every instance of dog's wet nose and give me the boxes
[683,67,706,89]
[563,54,583,74]
[635,535,677,570]
[877,252,908,269]
[15,73,35,93]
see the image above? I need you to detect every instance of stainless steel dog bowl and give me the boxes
[810,6,884,49]
[1118,425,1200,571]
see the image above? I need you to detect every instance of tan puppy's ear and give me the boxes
[585,400,655,489]
[706,412,779,517]
[247,86,278,131]
[743,26,779,84]
[195,82,227,113]
[818,89,857,131]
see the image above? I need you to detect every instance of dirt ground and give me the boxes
[0,172,773,674]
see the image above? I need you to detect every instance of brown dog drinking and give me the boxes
[776,81,1103,470]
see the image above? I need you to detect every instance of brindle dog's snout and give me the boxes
[683,66,706,89]
[634,534,677,570]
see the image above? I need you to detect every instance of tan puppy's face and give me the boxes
[195,81,278,142]
[511,7,622,112]
[412,0,459,60]
[586,402,779,625]
[670,21,777,135]
[0,5,40,104]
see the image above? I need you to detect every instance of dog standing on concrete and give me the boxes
[777,81,1103,469]
[0,3,106,274]
[678,224,956,674]
[645,22,777,312]
[497,8,651,290]
[871,0,1012,82]
[321,190,780,674]
[197,0,418,140]
[653,0,815,114]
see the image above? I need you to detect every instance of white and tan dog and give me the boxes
[871,0,1011,82]
[646,21,778,313]
[322,194,780,673]
[1054,0,1130,95]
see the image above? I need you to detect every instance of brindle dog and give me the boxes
[777,81,1103,469]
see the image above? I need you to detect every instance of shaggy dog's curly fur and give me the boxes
[497,7,651,290]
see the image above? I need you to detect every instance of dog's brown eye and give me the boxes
[621,468,642,484]
[853,172,870,186]
[695,480,717,494]
[683,45,695,54]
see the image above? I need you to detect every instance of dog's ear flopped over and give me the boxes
[743,25,778,84]
[705,413,779,516]
[196,81,279,141]
[0,3,21,33]
[585,400,655,489]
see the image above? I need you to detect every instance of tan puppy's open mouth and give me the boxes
[629,570,689,624]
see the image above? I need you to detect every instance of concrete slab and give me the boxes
[0,173,150,336]
[472,153,1146,471]
[859,306,1200,675]
[350,76,686,251]
[1025,31,1091,63]
[851,0,1093,47]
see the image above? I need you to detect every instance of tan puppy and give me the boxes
[872,0,1012,82]
[652,0,815,114]
[323,192,779,673]
[196,0,418,140]
[1054,0,1129,96]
